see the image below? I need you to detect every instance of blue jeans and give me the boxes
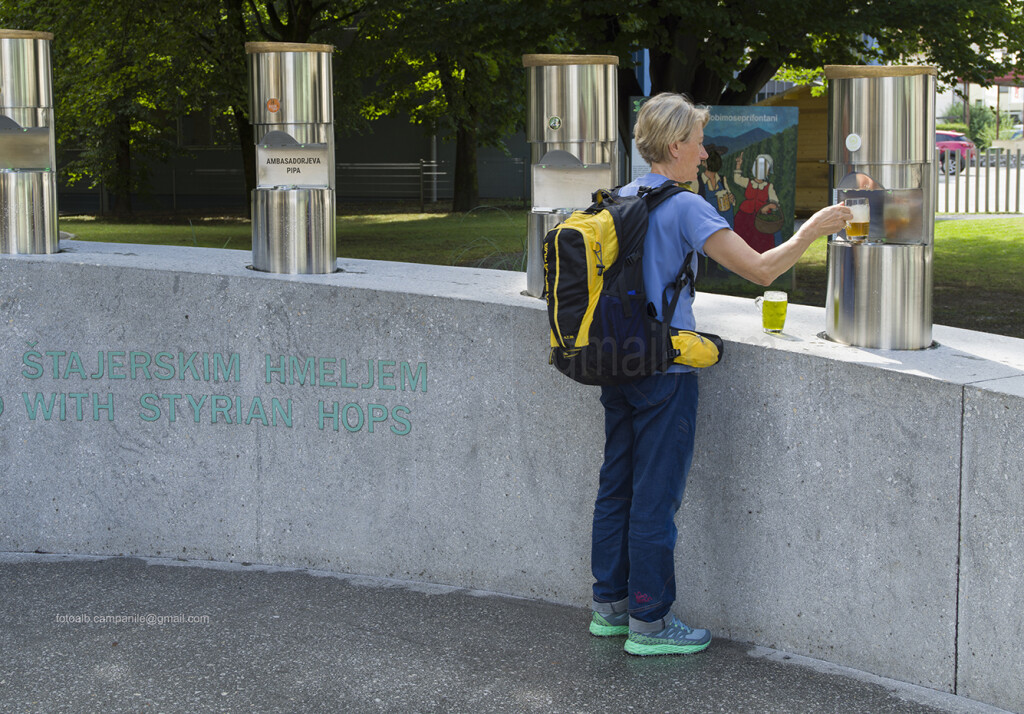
[591,372,698,623]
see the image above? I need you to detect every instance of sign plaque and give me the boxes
[256,144,331,188]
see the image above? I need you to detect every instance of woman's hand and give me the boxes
[798,203,853,240]
[706,202,854,286]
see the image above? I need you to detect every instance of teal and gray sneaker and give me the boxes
[589,610,630,636]
[624,614,711,656]
[589,598,630,636]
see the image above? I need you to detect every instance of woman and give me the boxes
[732,151,782,253]
[588,93,849,656]
[697,145,735,227]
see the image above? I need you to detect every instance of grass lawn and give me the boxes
[61,204,527,270]
[59,209,1024,339]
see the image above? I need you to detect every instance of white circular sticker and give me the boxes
[845,133,862,152]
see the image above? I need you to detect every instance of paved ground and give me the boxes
[0,553,1013,714]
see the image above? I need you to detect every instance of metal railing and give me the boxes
[335,160,451,208]
[935,147,1023,214]
[55,156,540,213]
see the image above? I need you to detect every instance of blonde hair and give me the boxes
[634,93,709,165]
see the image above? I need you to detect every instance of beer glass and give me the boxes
[845,198,869,240]
[883,195,911,240]
[754,290,788,334]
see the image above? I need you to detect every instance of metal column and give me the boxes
[247,42,336,274]
[522,54,618,297]
[0,30,57,254]
[825,66,936,349]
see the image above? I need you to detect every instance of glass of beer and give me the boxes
[845,198,869,240]
[883,196,911,240]
[754,290,788,334]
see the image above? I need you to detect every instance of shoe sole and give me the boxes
[623,638,711,656]
[589,621,629,637]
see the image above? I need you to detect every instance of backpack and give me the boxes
[543,182,723,386]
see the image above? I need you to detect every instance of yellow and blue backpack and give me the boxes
[543,183,723,386]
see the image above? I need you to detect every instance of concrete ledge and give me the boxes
[1,240,1022,712]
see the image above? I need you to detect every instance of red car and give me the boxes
[936,130,976,174]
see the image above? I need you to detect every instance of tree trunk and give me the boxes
[110,113,133,216]
[221,0,255,216]
[648,26,704,100]
[617,67,644,151]
[648,30,780,107]
[720,56,782,106]
[231,105,256,217]
[452,122,478,212]
[438,54,479,212]
[263,0,316,42]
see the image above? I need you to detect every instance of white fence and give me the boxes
[935,147,1023,214]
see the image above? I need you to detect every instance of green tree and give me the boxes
[549,0,1023,105]
[2,0,217,215]
[350,0,540,211]
[190,1,364,214]
[943,100,1014,150]
[7,0,1022,215]
[1,0,362,215]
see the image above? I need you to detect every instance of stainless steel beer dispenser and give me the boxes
[0,30,57,254]
[522,54,619,297]
[824,65,936,349]
[246,42,336,274]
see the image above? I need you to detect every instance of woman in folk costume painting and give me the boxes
[697,144,736,228]
[732,152,783,253]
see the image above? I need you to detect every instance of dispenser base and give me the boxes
[251,187,336,274]
[825,241,933,350]
[526,209,572,298]
[0,171,58,255]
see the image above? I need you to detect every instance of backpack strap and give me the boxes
[662,250,696,321]
[641,181,687,211]
[621,181,687,274]
[585,188,615,214]
[616,182,689,319]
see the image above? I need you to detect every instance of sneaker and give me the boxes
[589,610,630,636]
[589,598,629,637]
[624,614,711,656]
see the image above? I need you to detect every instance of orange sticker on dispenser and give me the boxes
[266,98,280,113]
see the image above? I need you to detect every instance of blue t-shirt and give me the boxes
[618,173,730,372]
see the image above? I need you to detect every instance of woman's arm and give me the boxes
[732,153,749,189]
[704,203,852,286]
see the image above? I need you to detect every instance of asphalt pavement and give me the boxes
[0,553,1014,714]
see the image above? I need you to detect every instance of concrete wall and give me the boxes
[959,376,1024,709]
[1,241,1022,712]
